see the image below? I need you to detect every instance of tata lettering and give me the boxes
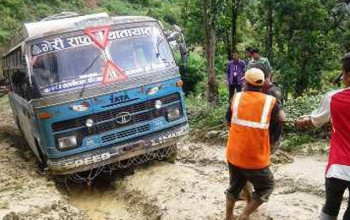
[109,94,130,104]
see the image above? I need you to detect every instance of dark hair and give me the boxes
[249,64,270,78]
[341,53,350,74]
[232,50,239,54]
[250,48,260,54]
[245,83,263,91]
[245,47,252,52]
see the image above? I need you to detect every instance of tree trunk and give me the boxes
[231,0,240,51]
[266,0,274,63]
[203,0,218,106]
[203,0,210,55]
[208,27,218,106]
[224,29,232,60]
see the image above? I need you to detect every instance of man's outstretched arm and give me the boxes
[295,90,339,128]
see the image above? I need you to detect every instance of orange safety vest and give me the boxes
[226,91,277,169]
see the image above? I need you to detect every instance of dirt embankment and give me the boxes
[0,95,348,220]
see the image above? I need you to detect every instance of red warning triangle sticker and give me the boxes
[102,60,127,84]
[84,26,111,49]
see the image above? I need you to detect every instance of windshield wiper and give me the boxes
[78,54,101,98]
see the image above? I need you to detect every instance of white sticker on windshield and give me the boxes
[42,74,102,93]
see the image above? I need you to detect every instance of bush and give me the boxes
[175,51,206,95]
[284,93,324,124]
[281,89,335,152]
[280,133,316,152]
[186,93,227,130]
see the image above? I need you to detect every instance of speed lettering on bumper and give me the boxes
[48,124,189,175]
[64,153,111,169]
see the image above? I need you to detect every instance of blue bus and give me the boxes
[1,12,189,175]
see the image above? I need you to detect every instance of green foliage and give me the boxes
[0,0,185,50]
[280,88,335,152]
[175,51,206,94]
[186,94,227,130]
[178,0,204,45]
[252,0,348,97]
[280,134,316,153]
[284,93,324,123]
[99,0,139,15]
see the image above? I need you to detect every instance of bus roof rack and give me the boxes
[40,12,80,22]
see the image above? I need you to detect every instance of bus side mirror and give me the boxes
[166,25,188,72]
[12,70,26,84]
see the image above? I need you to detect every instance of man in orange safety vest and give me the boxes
[225,68,283,220]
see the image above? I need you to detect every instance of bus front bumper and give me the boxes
[47,123,189,175]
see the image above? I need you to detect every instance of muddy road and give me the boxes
[0,96,347,220]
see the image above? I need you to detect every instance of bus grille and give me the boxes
[52,93,181,142]
[101,124,151,143]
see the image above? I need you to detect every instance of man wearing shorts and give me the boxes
[225,68,282,220]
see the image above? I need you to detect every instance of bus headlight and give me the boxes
[86,118,94,128]
[155,100,162,109]
[58,135,77,149]
[166,108,181,121]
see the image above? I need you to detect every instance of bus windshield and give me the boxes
[30,24,175,94]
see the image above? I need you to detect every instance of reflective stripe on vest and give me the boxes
[231,93,274,129]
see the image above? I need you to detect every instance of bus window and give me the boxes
[32,45,103,89]
[109,31,174,75]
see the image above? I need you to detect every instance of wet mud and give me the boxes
[0,97,88,220]
[0,95,348,220]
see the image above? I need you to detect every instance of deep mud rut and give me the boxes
[0,96,348,220]
[0,98,88,220]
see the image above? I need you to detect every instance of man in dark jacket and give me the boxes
[226,51,246,101]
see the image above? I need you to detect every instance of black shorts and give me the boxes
[225,163,274,203]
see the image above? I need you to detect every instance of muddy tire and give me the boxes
[164,144,177,163]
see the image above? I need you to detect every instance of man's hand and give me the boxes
[295,115,313,128]
[0,86,9,97]
[278,110,286,124]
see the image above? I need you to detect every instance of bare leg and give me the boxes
[238,199,263,220]
[240,182,253,204]
[226,196,236,220]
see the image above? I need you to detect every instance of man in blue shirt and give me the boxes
[226,51,246,101]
